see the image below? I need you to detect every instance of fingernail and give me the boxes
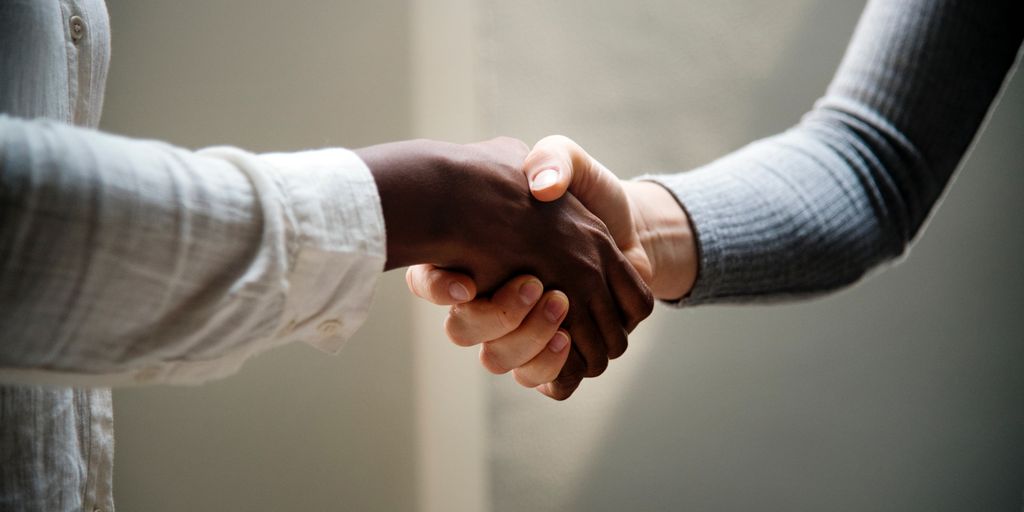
[531,168,560,191]
[449,282,470,302]
[544,295,568,322]
[547,332,570,353]
[518,280,543,305]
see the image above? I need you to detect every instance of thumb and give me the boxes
[524,135,628,242]
[524,135,580,202]
[523,135,653,284]
[524,135,619,210]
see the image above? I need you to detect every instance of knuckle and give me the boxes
[527,329,550,348]
[426,270,449,297]
[495,307,519,333]
[555,371,582,386]
[641,287,655,315]
[444,314,477,347]
[608,334,629,360]
[512,369,540,389]
[478,345,509,375]
[538,366,562,387]
[549,390,573,401]
[627,292,655,332]
[560,352,585,377]
[427,275,445,295]
[520,321,552,348]
[583,357,609,378]
[548,378,581,401]
[619,267,655,323]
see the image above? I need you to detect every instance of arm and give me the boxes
[408,0,1024,398]
[651,0,1023,303]
[0,116,386,386]
[0,122,650,387]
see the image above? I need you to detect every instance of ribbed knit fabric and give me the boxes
[644,0,1023,305]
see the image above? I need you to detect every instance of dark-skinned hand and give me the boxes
[356,137,652,387]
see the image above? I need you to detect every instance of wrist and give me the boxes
[357,139,457,270]
[623,180,698,301]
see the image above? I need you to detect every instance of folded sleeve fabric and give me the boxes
[644,0,1024,305]
[0,116,386,386]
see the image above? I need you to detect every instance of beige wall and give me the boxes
[479,1,1024,511]
[99,1,1024,511]
[102,1,420,510]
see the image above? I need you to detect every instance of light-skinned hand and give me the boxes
[406,135,695,400]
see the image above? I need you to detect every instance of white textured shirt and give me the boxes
[0,1,386,510]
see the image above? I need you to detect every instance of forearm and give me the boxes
[647,0,1023,304]
[0,117,385,385]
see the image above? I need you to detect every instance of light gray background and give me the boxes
[480,1,1024,511]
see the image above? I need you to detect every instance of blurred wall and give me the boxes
[479,1,1024,511]
[102,1,419,510]
[96,1,1024,511]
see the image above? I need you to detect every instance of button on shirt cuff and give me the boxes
[259,148,387,354]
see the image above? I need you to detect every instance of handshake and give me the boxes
[357,135,698,400]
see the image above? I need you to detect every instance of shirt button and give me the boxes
[69,15,86,43]
[317,320,343,337]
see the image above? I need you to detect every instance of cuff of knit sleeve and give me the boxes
[636,168,751,307]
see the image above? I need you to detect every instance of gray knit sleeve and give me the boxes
[645,0,1023,305]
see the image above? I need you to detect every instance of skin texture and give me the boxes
[356,137,654,389]
[407,136,698,400]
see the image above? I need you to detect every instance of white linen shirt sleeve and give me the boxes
[0,115,387,387]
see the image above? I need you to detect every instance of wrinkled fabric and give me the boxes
[0,1,386,510]
[1,2,115,510]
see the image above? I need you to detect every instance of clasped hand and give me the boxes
[360,135,695,400]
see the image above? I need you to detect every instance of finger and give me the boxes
[406,264,478,305]
[607,250,655,333]
[588,291,630,360]
[564,310,609,379]
[512,330,572,389]
[525,137,644,267]
[539,373,583,401]
[478,291,569,374]
[523,135,579,202]
[559,343,586,378]
[444,275,544,347]
[525,135,615,206]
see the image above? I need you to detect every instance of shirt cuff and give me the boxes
[261,148,386,354]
